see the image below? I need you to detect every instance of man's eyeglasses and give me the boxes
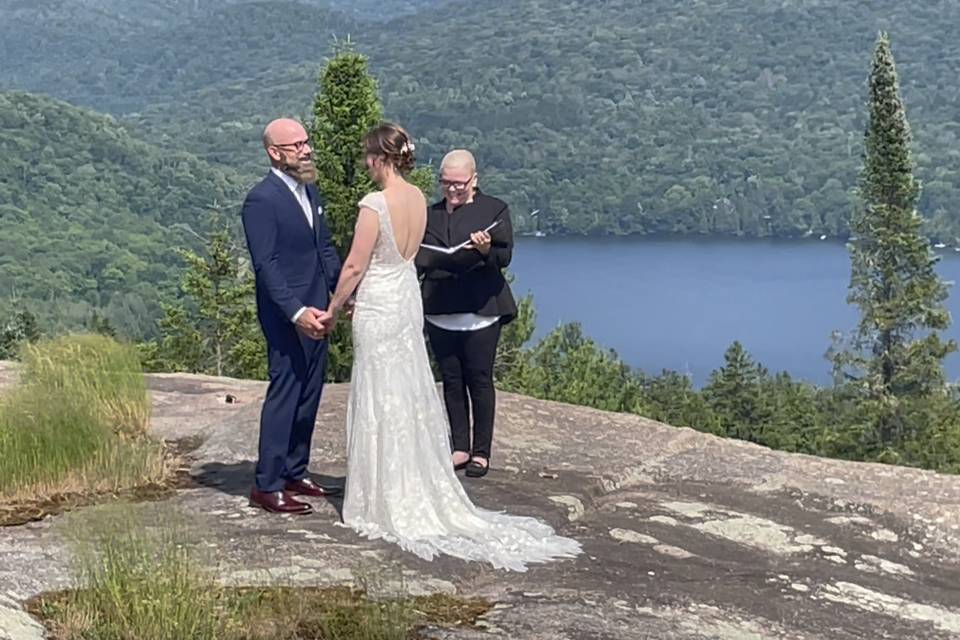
[272,139,310,153]
[440,175,474,192]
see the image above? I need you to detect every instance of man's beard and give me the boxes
[281,157,317,183]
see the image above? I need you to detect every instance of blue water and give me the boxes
[510,236,960,386]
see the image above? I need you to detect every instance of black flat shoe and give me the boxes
[465,459,489,478]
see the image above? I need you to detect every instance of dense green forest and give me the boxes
[0,92,248,338]
[3,0,960,239]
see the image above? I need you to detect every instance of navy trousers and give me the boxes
[255,327,328,492]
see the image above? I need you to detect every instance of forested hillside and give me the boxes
[0,92,248,337]
[4,0,958,238]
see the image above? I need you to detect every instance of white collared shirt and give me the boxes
[271,168,313,229]
[425,314,501,332]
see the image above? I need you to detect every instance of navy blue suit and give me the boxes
[241,171,342,492]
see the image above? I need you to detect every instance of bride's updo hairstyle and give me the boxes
[363,122,416,174]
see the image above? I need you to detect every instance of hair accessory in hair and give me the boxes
[401,141,416,155]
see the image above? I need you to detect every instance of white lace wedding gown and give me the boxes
[341,192,582,572]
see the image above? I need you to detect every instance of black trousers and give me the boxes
[426,321,501,460]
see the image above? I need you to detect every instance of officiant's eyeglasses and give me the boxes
[439,176,474,192]
[272,139,311,153]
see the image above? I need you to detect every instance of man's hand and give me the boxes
[295,307,327,340]
[468,230,492,256]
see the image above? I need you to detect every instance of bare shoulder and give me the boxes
[404,182,426,208]
[383,183,425,210]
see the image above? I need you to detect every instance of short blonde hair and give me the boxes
[440,149,476,173]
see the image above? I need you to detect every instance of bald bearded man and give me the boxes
[240,118,343,514]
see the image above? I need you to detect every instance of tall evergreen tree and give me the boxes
[310,45,383,260]
[830,33,956,448]
[309,46,382,382]
[309,43,433,381]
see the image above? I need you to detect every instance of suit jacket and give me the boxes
[240,171,342,345]
[415,190,517,323]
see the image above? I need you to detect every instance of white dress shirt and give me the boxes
[425,313,500,332]
[271,168,314,323]
[271,168,313,229]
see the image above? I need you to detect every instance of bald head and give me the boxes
[262,118,307,150]
[439,149,478,210]
[262,118,316,183]
[440,149,476,174]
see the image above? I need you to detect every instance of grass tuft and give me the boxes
[0,334,167,503]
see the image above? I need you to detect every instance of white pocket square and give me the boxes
[316,205,324,216]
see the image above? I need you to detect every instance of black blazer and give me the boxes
[415,191,517,323]
[240,171,342,345]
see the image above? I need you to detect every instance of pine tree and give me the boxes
[761,372,822,454]
[310,45,382,259]
[142,215,265,379]
[309,43,434,381]
[830,33,956,449]
[639,370,722,435]
[703,341,772,443]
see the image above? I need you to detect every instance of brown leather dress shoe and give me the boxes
[249,488,313,514]
[285,477,343,498]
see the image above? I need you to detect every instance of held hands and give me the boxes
[296,298,357,341]
[296,307,333,340]
[468,230,492,255]
[316,309,336,336]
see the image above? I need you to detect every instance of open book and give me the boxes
[420,220,501,254]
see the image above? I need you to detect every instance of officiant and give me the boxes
[415,149,517,479]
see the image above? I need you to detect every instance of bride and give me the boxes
[320,122,581,571]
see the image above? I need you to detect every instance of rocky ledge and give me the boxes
[3,364,960,639]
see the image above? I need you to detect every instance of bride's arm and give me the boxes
[327,207,379,316]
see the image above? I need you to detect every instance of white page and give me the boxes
[420,220,501,254]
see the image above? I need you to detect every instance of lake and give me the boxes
[510,236,960,386]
